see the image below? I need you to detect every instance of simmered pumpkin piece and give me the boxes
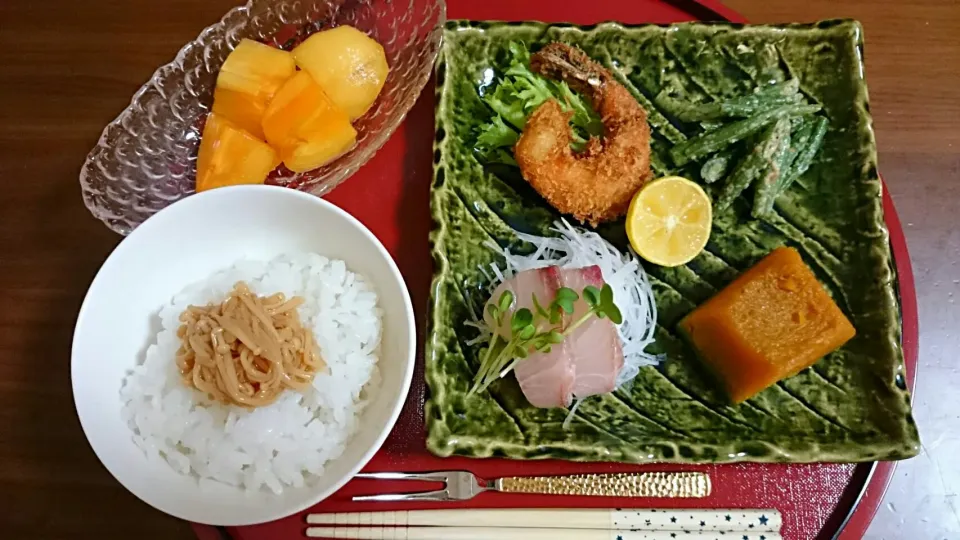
[678,246,855,403]
[196,112,279,192]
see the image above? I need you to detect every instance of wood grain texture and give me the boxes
[0,0,956,538]
[0,2,243,538]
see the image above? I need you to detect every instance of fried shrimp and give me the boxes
[515,43,652,226]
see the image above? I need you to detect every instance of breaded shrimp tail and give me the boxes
[515,43,653,226]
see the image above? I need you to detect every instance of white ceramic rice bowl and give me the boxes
[71,185,415,525]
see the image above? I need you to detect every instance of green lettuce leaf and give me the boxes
[475,41,603,166]
[478,115,519,149]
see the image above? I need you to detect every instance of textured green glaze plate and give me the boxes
[425,19,920,463]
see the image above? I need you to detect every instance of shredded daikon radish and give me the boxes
[482,219,662,391]
[562,398,586,430]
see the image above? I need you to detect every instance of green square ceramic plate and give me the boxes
[425,19,920,463]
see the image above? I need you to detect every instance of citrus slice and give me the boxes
[626,176,712,267]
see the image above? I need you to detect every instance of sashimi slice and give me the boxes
[513,341,576,408]
[484,266,557,338]
[486,267,577,408]
[482,265,624,409]
[562,266,624,399]
[477,219,661,412]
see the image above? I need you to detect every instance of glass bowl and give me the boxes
[80,0,445,235]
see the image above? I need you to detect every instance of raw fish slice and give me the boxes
[486,268,577,408]
[484,267,556,337]
[513,340,576,408]
[561,266,624,399]
[483,265,624,409]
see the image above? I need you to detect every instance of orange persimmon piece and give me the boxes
[678,246,856,403]
[216,39,296,103]
[196,112,279,192]
[212,88,267,140]
[261,71,356,172]
[281,130,357,173]
[291,25,389,120]
[212,39,295,138]
[212,87,267,140]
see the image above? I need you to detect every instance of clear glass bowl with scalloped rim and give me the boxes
[80,0,445,235]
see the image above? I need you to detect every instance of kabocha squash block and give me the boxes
[678,247,857,404]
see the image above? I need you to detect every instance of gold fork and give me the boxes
[351,470,711,501]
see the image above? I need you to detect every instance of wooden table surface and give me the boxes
[0,0,956,538]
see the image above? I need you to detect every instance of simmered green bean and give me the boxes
[751,118,794,217]
[654,79,801,123]
[670,103,820,166]
[654,91,721,123]
[717,117,792,211]
[721,79,801,118]
[775,116,829,197]
[700,155,730,184]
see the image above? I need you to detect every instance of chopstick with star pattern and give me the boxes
[305,508,782,539]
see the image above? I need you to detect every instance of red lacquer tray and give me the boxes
[193,1,918,539]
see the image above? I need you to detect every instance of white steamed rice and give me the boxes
[119,253,382,494]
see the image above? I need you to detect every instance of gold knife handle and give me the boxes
[496,472,711,498]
